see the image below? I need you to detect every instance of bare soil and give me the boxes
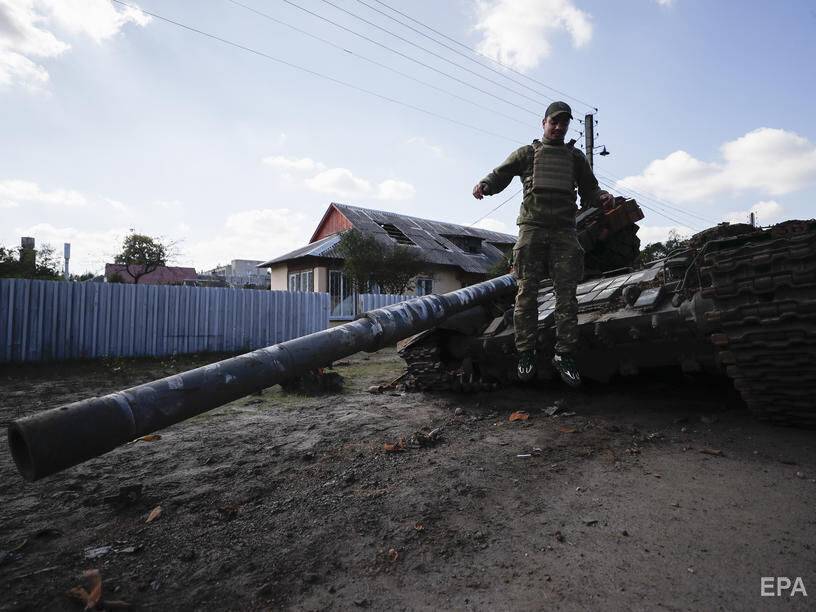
[1,349,814,611]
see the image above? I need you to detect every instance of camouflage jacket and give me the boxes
[479,138,603,228]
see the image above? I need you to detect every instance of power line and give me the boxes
[469,187,522,226]
[369,0,598,112]
[227,0,530,128]
[598,178,701,230]
[350,0,563,108]
[316,0,555,113]
[595,171,717,224]
[110,0,525,144]
[276,0,543,118]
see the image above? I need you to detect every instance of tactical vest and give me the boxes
[532,142,575,196]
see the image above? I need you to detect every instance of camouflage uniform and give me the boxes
[479,138,603,355]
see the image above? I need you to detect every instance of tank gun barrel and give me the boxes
[8,274,517,481]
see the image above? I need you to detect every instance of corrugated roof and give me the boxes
[258,233,343,267]
[259,203,518,274]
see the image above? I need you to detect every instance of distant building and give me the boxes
[105,263,197,285]
[258,202,516,321]
[204,259,269,289]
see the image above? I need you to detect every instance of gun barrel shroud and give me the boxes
[8,274,517,481]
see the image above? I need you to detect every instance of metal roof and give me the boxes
[259,203,518,275]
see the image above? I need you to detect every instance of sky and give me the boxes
[1,0,815,275]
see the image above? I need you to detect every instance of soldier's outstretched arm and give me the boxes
[473,146,528,199]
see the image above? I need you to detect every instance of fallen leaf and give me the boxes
[383,438,406,453]
[145,506,162,524]
[387,548,399,562]
[137,434,162,442]
[700,448,723,457]
[85,569,102,610]
[559,426,577,434]
[414,522,424,531]
[509,411,529,422]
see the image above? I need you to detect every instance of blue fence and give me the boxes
[358,293,411,313]
[0,280,330,363]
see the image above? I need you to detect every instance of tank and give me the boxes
[8,274,518,481]
[399,212,816,426]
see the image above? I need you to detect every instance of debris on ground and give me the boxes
[145,506,162,524]
[700,448,724,457]
[509,411,529,422]
[84,546,112,560]
[65,569,130,610]
[136,434,161,442]
[410,427,444,447]
[383,437,406,453]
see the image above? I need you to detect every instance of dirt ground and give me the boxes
[1,348,814,611]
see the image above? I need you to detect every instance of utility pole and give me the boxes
[584,113,594,169]
[749,212,756,227]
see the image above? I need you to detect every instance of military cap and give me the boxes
[545,101,573,119]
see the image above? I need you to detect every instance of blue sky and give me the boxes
[2,0,814,274]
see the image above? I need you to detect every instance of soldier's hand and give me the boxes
[598,191,615,211]
[472,182,487,200]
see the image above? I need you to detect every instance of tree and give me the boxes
[638,229,688,266]
[336,229,427,295]
[113,233,174,284]
[0,243,62,280]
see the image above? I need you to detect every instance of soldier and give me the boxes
[473,101,614,386]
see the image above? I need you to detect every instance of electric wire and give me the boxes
[276,0,543,118]
[469,187,522,227]
[596,171,718,224]
[598,178,701,230]
[315,0,555,113]
[110,0,526,144]
[227,0,530,127]
[369,0,598,112]
[350,0,565,108]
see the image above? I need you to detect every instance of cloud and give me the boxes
[654,0,674,6]
[725,200,783,226]
[473,218,508,233]
[186,208,311,270]
[618,128,816,203]
[264,154,415,201]
[262,155,325,173]
[406,136,445,159]
[0,0,150,90]
[0,179,87,207]
[472,0,593,72]
[305,168,415,201]
[638,224,694,246]
[153,199,184,210]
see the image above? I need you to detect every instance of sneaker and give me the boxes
[552,353,581,387]
[517,350,537,382]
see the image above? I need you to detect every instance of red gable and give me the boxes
[310,203,353,243]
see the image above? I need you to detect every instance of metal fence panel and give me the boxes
[358,293,411,313]
[0,280,330,363]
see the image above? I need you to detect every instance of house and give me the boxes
[104,263,197,285]
[204,259,270,288]
[257,203,517,321]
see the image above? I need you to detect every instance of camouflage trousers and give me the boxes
[513,224,584,354]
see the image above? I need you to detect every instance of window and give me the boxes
[415,277,433,296]
[330,270,355,318]
[378,223,416,246]
[288,270,314,292]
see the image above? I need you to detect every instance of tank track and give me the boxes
[702,220,816,425]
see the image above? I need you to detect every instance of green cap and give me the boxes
[545,101,573,119]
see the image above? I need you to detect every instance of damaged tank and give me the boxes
[399,204,816,426]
